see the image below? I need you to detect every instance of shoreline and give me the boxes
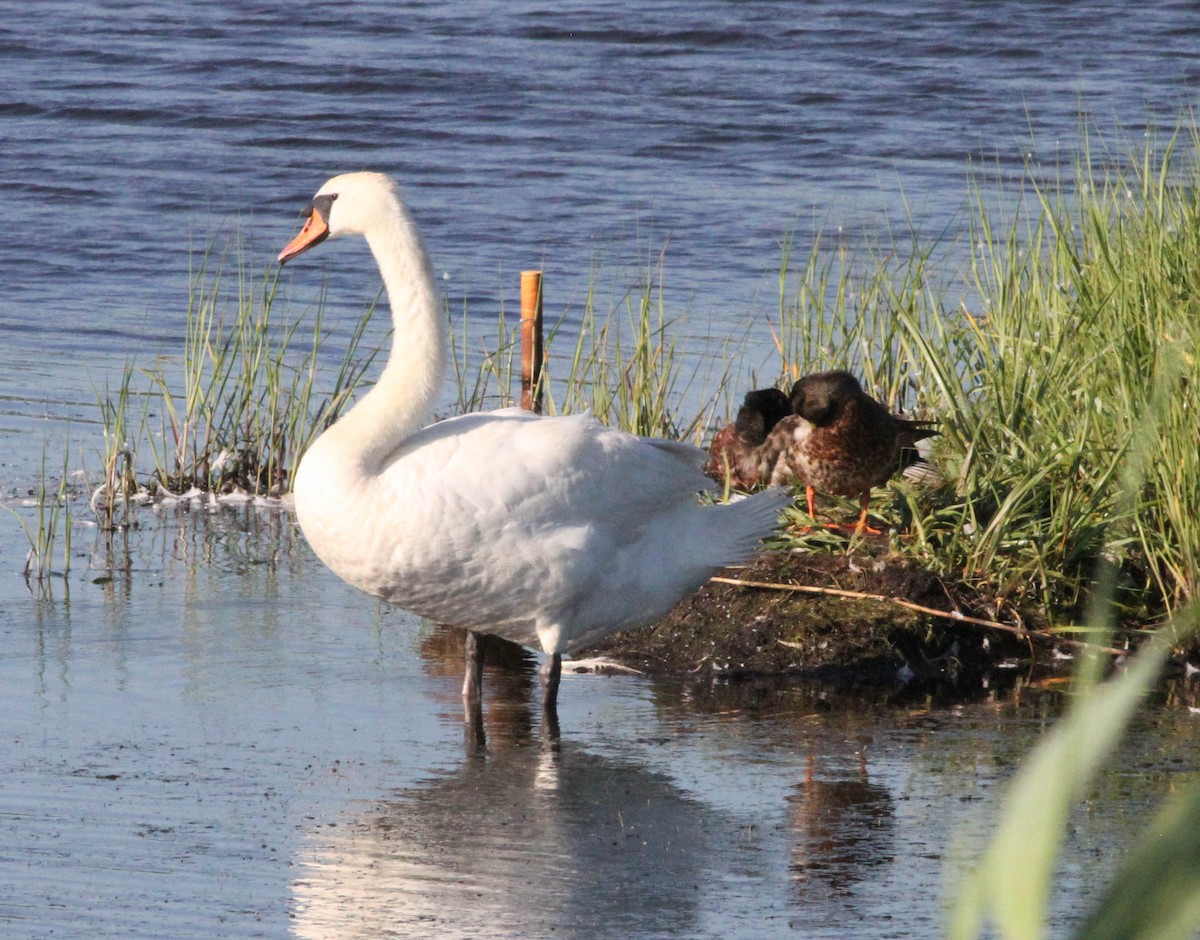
[590,547,1133,684]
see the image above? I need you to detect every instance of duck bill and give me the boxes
[278,208,330,264]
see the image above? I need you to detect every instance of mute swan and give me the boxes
[703,387,791,489]
[277,172,790,712]
[762,370,939,534]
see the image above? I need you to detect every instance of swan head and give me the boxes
[278,172,403,264]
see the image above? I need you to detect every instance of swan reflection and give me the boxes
[292,677,718,938]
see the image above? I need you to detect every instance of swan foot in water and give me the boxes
[540,652,562,712]
[462,630,487,702]
[463,693,486,752]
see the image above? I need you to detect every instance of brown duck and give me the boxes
[703,387,792,490]
[763,370,938,533]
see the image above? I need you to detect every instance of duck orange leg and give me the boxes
[851,492,884,536]
[792,484,819,533]
[823,492,883,535]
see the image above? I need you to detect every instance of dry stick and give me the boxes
[709,576,1128,658]
[520,270,544,414]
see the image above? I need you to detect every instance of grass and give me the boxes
[936,142,1200,934]
[91,232,383,522]
[757,130,1200,629]
[946,317,1200,937]
[83,127,1198,631]
[4,443,74,592]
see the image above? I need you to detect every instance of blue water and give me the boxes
[3,0,1199,481]
[2,4,1200,936]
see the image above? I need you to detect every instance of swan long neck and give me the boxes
[334,197,446,471]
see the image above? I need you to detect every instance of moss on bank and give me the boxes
[591,546,1061,682]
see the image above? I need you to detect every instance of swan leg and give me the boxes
[463,693,486,751]
[462,630,486,702]
[540,652,562,711]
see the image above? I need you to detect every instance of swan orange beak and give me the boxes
[278,207,330,264]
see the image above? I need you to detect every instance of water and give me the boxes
[2,511,1198,938]
[3,2,1200,936]
[3,1,1200,475]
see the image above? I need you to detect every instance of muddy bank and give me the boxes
[591,546,1064,684]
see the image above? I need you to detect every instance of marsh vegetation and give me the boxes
[4,130,1199,940]
[5,132,1173,642]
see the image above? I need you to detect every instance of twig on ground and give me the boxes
[708,576,1127,657]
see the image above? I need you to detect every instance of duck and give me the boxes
[277,172,790,714]
[762,370,938,534]
[703,387,791,490]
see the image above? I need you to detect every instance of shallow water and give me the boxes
[1,505,1199,938]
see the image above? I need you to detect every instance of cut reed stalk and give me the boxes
[520,269,544,414]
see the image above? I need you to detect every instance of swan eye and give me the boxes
[308,193,338,222]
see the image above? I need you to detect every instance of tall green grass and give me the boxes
[948,337,1200,938]
[94,234,382,525]
[765,132,1200,624]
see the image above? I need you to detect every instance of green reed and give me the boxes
[768,129,1200,624]
[447,294,521,416]
[7,444,73,589]
[93,364,145,530]
[94,233,382,524]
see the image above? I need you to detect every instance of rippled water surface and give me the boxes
[4,3,1200,937]
[4,1,1200,476]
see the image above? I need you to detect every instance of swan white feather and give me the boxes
[280,172,788,660]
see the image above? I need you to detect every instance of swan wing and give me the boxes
[298,410,771,652]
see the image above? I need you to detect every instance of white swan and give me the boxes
[278,172,789,711]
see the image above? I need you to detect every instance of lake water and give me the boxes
[3,511,1200,938]
[3,2,1200,937]
[4,0,1200,477]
